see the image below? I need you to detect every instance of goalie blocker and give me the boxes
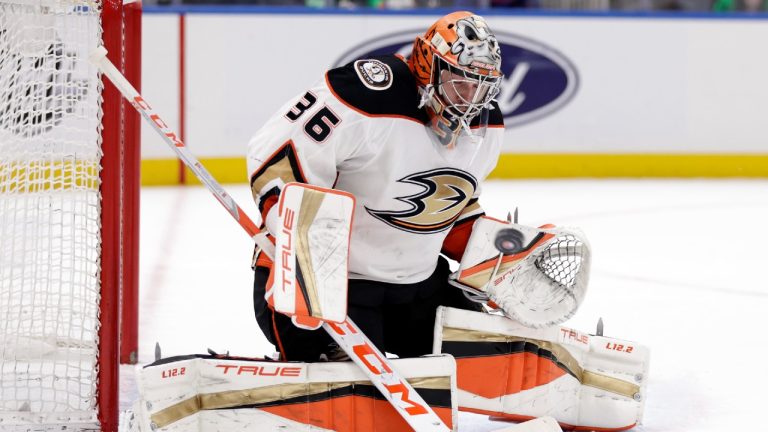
[269,183,355,330]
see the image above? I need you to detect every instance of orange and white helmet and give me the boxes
[409,11,503,147]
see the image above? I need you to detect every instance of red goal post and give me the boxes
[0,0,141,430]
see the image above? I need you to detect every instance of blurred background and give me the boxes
[138,5,768,186]
[146,0,768,13]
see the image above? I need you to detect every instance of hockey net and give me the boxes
[0,0,140,430]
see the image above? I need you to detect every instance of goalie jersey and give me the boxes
[247,55,504,284]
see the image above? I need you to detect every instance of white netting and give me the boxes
[0,0,103,427]
[489,229,591,329]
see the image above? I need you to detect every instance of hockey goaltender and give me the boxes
[128,11,649,432]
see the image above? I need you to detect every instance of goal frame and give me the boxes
[0,0,140,428]
[99,0,141,430]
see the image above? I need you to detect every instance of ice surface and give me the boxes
[126,179,768,431]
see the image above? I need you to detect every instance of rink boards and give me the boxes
[137,9,768,182]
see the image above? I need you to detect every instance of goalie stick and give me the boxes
[90,47,449,432]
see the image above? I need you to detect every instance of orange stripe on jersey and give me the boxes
[389,215,458,231]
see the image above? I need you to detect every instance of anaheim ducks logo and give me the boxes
[366,168,477,234]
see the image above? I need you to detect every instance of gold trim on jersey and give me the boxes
[248,141,307,200]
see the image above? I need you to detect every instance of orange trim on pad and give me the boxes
[456,353,567,400]
[261,394,453,432]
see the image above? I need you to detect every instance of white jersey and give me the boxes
[247,55,504,284]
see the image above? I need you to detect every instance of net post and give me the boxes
[121,0,142,366]
[99,0,125,429]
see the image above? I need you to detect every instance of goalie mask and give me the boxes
[409,11,503,149]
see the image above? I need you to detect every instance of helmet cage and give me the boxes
[431,55,501,123]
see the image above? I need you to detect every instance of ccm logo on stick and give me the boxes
[215,364,303,377]
[328,322,429,416]
[133,96,184,147]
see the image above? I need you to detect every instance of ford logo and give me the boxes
[334,30,578,128]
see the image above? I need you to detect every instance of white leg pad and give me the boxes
[132,354,457,432]
[433,307,649,431]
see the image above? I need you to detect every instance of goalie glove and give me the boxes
[448,216,591,328]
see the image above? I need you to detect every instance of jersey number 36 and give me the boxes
[285,91,341,143]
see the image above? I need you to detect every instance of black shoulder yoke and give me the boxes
[326,55,429,124]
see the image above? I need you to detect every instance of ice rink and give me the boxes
[129,178,768,431]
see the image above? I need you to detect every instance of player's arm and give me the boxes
[441,195,485,262]
[246,80,361,237]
